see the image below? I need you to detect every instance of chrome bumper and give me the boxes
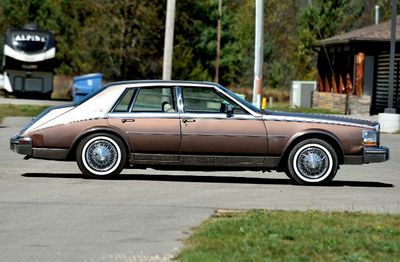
[10,135,32,156]
[364,146,389,163]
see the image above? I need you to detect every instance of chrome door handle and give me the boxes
[121,119,135,123]
[182,119,196,123]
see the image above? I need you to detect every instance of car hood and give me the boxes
[262,110,378,129]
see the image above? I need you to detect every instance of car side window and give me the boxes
[182,87,245,114]
[113,89,136,112]
[131,87,176,112]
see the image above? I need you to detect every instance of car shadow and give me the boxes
[21,173,394,188]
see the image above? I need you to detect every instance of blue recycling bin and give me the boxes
[73,73,103,103]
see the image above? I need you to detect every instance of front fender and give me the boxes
[280,129,344,162]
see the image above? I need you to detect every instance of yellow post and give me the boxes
[261,97,267,109]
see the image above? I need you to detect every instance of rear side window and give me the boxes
[112,86,176,113]
[131,87,175,112]
[113,89,136,112]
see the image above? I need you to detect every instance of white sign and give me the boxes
[13,34,47,43]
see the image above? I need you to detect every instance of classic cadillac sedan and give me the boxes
[10,80,389,184]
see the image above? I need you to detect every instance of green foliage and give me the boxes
[296,0,365,82]
[0,0,397,90]
[173,0,255,86]
[176,210,400,261]
[267,102,343,115]
[295,0,400,84]
[84,0,165,80]
[301,1,363,40]
[0,0,165,80]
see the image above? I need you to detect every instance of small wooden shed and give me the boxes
[313,16,400,115]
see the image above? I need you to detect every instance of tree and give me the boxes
[0,0,166,80]
[1,0,395,89]
[82,0,165,80]
[295,0,400,82]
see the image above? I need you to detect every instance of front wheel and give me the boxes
[76,133,127,179]
[286,139,338,185]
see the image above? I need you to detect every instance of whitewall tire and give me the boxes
[286,139,338,185]
[76,133,126,179]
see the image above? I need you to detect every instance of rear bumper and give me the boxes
[11,135,68,160]
[10,135,32,155]
[364,146,389,163]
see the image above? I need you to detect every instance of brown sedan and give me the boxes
[10,80,389,184]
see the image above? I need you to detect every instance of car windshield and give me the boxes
[218,85,262,113]
[73,85,107,106]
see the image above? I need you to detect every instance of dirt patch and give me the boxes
[52,75,73,100]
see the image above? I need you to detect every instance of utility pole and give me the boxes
[375,5,380,24]
[162,0,176,80]
[214,0,222,83]
[386,0,397,112]
[252,0,264,107]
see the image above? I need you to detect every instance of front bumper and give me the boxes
[10,135,32,156]
[364,146,389,163]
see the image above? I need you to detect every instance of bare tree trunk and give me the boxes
[214,0,222,83]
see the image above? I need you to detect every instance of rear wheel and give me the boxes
[286,138,338,185]
[76,133,126,179]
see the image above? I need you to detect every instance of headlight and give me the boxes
[362,130,378,147]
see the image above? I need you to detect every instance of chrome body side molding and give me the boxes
[131,153,280,168]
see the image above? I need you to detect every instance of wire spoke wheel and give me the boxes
[287,139,338,185]
[296,146,329,180]
[77,134,126,179]
[85,140,118,172]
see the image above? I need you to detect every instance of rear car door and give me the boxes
[107,86,181,164]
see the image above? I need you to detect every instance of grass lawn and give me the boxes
[266,102,343,115]
[0,104,49,123]
[176,210,400,261]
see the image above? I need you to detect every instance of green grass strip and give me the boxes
[176,210,400,262]
[0,104,49,123]
[267,104,343,115]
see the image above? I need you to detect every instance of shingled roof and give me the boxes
[314,16,400,46]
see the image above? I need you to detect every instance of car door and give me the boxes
[107,86,181,164]
[178,86,268,166]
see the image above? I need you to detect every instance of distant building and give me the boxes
[313,16,400,115]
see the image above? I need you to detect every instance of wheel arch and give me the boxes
[66,127,130,161]
[277,130,344,170]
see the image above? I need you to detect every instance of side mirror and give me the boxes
[226,104,234,118]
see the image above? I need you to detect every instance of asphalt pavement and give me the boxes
[0,117,399,261]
